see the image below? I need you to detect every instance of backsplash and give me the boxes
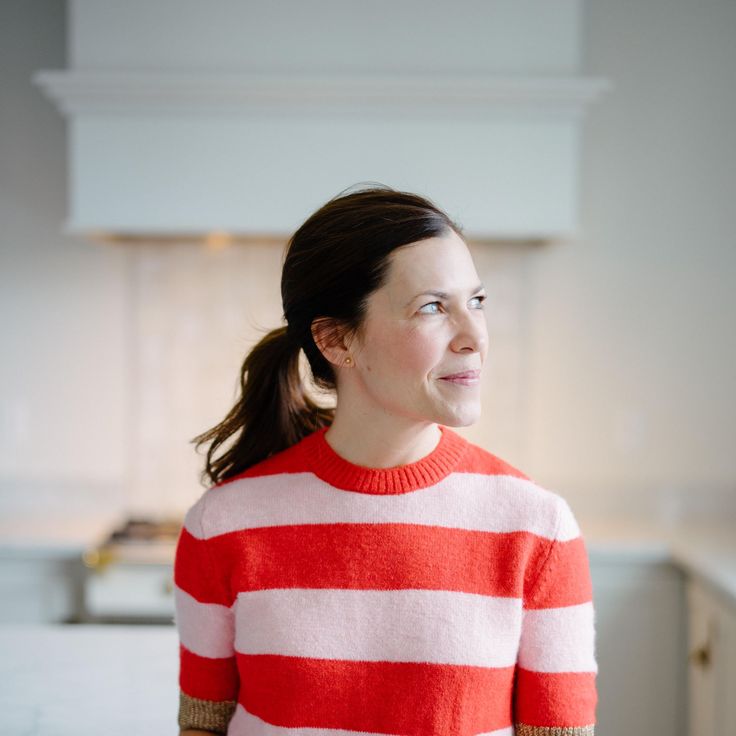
[128,238,532,517]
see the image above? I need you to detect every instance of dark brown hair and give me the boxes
[191,183,463,487]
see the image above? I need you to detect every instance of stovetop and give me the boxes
[106,516,183,544]
[84,515,184,567]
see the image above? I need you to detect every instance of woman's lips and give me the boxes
[439,370,481,385]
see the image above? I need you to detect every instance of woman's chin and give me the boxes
[436,403,481,428]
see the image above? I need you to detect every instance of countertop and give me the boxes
[578,516,736,607]
[1,512,734,603]
[0,623,179,735]
[0,512,127,557]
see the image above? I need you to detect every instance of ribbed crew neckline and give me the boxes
[304,424,469,494]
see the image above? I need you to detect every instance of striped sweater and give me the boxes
[173,424,598,735]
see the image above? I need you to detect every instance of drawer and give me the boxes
[84,563,174,619]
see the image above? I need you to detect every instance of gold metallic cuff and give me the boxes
[178,690,237,733]
[515,725,595,736]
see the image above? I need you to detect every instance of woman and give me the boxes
[174,184,598,736]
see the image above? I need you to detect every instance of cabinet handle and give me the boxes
[689,643,711,668]
[689,619,716,670]
[82,546,117,573]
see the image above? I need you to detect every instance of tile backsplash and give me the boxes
[129,238,533,516]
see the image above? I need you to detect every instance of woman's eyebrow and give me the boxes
[405,283,485,306]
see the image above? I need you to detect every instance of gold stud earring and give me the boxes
[345,356,352,365]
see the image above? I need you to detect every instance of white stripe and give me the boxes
[183,495,206,536]
[188,472,578,541]
[227,703,515,735]
[233,587,522,668]
[517,601,598,672]
[556,496,583,542]
[174,584,235,658]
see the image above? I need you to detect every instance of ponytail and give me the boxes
[191,325,334,488]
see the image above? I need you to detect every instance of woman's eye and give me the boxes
[419,296,486,315]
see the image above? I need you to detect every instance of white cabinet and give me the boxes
[687,576,736,736]
[0,550,175,625]
[82,562,175,622]
[0,624,179,734]
[589,555,688,736]
[0,553,85,623]
[79,540,176,622]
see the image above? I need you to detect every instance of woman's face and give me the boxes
[345,229,489,428]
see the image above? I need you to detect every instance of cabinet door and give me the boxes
[687,576,736,736]
[591,557,687,736]
[687,578,720,736]
[83,563,175,621]
[713,586,736,736]
[0,556,84,623]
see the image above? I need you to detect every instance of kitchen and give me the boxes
[1,1,735,735]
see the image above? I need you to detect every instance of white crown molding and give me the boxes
[33,70,610,117]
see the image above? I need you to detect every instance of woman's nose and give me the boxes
[451,309,488,355]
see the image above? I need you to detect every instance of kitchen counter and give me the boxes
[1,511,734,604]
[579,516,736,606]
[0,512,126,558]
[0,623,179,735]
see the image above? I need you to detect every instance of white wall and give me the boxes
[526,0,736,518]
[1,0,734,522]
[0,1,130,517]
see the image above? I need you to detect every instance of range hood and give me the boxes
[34,0,609,241]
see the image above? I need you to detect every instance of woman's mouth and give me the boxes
[439,370,481,386]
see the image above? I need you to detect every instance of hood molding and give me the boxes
[35,71,608,116]
[33,0,610,241]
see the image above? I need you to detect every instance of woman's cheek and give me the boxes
[366,320,437,375]
[393,329,438,373]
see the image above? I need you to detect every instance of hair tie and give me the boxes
[284,322,301,348]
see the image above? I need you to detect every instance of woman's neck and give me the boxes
[324,413,442,469]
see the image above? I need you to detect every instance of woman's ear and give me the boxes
[310,317,353,368]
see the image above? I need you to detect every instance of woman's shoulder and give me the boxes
[455,436,531,481]
[181,431,320,538]
[217,429,319,488]
[451,432,577,537]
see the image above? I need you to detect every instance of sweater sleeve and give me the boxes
[173,493,239,734]
[513,495,598,735]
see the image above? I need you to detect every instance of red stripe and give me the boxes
[218,523,588,606]
[195,523,588,607]
[225,439,315,483]
[180,644,239,701]
[456,442,531,480]
[178,522,591,610]
[174,527,230,605]
[514,668,598,726]
[237,652,515,734]
[525,536,593,609]
[178,523,592,609]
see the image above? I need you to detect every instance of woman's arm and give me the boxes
[514,496,598,734]
[174,496,239,733]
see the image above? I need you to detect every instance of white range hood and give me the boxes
[34,0,609,241]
